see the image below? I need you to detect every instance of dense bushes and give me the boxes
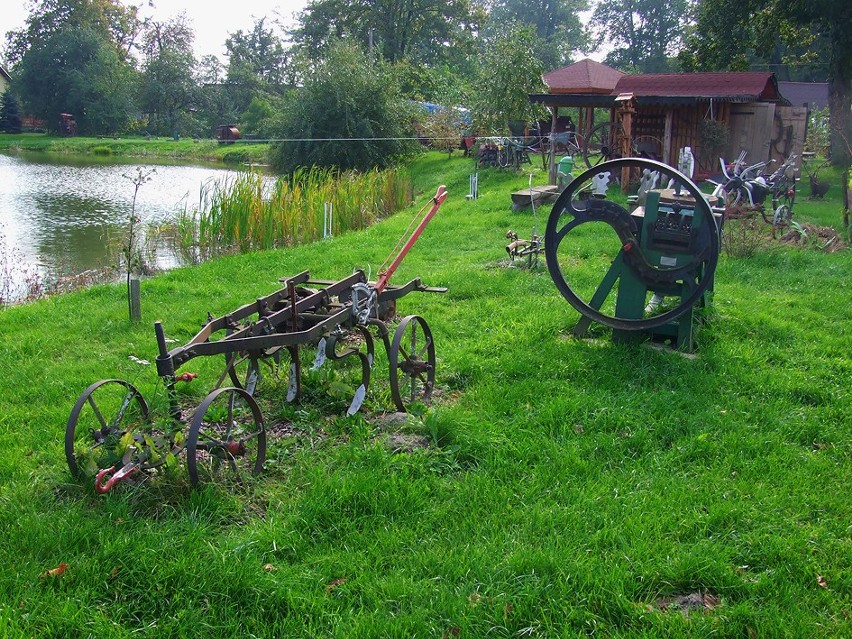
[268,42,420,174]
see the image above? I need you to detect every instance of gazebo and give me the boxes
[531,61,807,185]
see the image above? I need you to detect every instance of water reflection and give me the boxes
[0,151,260,291]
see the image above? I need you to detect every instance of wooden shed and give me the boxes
[531,63,808,183]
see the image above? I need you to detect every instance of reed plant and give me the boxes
[177,166,413,256]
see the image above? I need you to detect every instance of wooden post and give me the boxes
[616,95,636,193]
[129,276,141,322]
[549,106,558,185]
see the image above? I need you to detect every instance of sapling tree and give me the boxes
[122,167,155,321]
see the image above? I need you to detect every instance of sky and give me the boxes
[3,0,309,63]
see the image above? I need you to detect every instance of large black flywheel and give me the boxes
[545,158,720,333]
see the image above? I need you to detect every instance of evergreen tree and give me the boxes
[0,92,23,133]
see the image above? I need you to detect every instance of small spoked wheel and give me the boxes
[186,387,266,486]
[389,315,436,412]
[66,379,155,478]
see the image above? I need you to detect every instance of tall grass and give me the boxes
[176,166,414,256]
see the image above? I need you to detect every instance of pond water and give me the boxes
[0,152,264,299]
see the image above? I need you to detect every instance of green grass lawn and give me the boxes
[0,152,850,637]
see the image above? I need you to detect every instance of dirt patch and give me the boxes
[652,591,720,614]
[382,432,431,453]
[265,419,300,439]
[779,224,847,252]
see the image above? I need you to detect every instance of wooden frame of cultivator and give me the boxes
[66,186,448,491]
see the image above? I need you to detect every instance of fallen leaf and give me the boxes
[263,564,276,572]
[40,563,68,579]
[817,575,828,588]
[468,592,481,607]
[574,424,584,434]
[442,627,460,638]
[503,602,513,618]
[326,577,347,592]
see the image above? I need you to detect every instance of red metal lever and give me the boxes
[375,185,447,293]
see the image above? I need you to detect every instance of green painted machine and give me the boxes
[545,158,720,351]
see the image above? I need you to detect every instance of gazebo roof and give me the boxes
[543,59,625,95]
[613,72,785,103]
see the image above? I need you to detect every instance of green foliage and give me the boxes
[268,41,419,173]
[14,25,136,134]
[293,0,485,67]
[485,0,590,70]
[177,165,413,252]
[472,23,547,134]
[138,17,200,137]
[4,0,142,67]
[225,17,293,115]
[806,107,830,156]
[589,0,688,72]
[699,119,729,160]
[0,91,23,133]
[421,108,467,156]
[240,95,280,138]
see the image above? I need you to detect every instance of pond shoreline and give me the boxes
[0,133,271,166]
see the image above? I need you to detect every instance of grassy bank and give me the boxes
[0,132,270,164]
[0,153,850,637]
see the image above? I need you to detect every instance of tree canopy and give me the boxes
[589,0,690,73]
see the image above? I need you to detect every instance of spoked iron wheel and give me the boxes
[583,121,625,168]
[323,327,374,416]
[186,387,266,486]
[66,379,162,478]
[388,315,436,412]
[545,158,719,332]
[223,348,283,395]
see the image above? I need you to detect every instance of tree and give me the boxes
[486,0,589,71]
[14,25,135,134]
[7,0,140,134]
[5,0,142,66]
[472,23,546,133]
[680,0,851,165]
[195,55,241,134]
[0,92,23,133]
[268,40,419,173]
[292,0,484,67]
[588,0,691,73]
[138,15,200,136]
[225,17,293,114]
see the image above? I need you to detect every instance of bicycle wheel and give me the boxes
[583,122,624,168]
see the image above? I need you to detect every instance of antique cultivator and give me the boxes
[66,186,449,491]
[545,158,720,351]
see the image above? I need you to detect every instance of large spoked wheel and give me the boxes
[583,121,625,168]
[186,387,266,486]
[389,315,436,412]
[66,379,156,478]
[545,158,719,331]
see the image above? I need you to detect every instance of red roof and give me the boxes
[544,59,625,95]
[613,72,782,101]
